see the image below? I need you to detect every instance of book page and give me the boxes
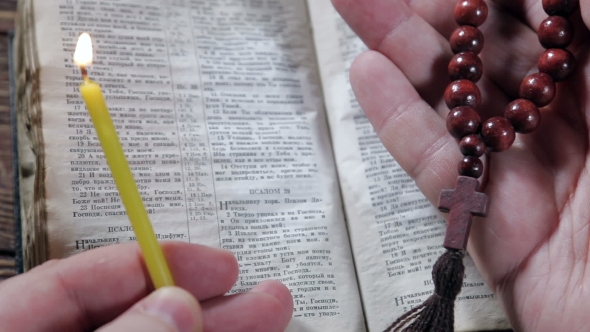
[307,1,510,331]
[26,0,365,330]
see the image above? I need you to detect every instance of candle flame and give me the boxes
[74,33,93,67]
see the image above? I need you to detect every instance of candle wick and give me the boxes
[80,66,89,81]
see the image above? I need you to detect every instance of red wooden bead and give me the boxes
[446,106,481,139]
[538,48,576,81]
[448,52,483,82]
[450,26,484,54]
[519,72,556,107]
[481,117,515,152]
[458,156,483,178]
[459,134,485,157]
[445,80,481,109]
[538,16,574,49]
[542,0,579,16]
[454,0,488,27]
[504,99,541,133]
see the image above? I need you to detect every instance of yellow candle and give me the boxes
[75,33,174,289]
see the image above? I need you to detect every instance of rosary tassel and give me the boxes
[383,249,465,332]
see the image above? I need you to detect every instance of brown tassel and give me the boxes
[383,249,465,332]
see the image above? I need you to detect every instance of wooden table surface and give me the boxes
[0,0,18,281]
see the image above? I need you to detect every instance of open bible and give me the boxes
[14,0,511,330]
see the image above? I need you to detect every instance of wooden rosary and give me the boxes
[386,0,579,331]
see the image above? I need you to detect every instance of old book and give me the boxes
[13,0,511,330]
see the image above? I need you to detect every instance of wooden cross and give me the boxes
[438,176,489,250]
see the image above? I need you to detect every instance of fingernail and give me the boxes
[250,280,294,322]
[138,287,201,332]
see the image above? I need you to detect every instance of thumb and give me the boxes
[97,286,203,332]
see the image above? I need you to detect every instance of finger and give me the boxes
[490,0,590,58]
[333,0,589,115]
[569,8,590,51]
[0,242,238,331]
[350,50,459,200]
[331,0,454,108]
[479,2,590,101]
[415,0,589,55]
[407,0,543,96]
[201,280,293,332]
[97,287,202,332]
[331,0,510,118]
[581,0,590,30]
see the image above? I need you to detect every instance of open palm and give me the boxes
[332,0,590,330]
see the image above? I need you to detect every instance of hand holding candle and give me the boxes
[74,33,174,288]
